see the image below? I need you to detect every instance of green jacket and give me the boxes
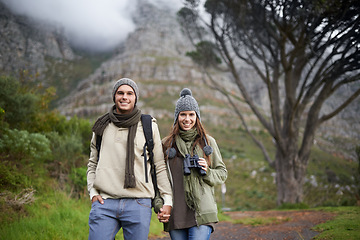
[168,135,227,226]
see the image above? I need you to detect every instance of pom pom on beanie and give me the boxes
[203,145,213,156]
[166,147,177,159]
[180,88,192,97]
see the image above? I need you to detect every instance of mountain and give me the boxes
[0,1,75,79]
[56,1,243,131]
[57,1,203,117]
[0,0,359,160]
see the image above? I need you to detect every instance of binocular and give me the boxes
[183,154,206,176]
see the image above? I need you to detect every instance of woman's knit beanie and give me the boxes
[112,78,139,104]
[167,88,213,158]
[174,88,201,125]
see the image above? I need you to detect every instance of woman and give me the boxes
[160,88,227,240]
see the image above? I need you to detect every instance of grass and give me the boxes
[312,206,360,240]
[0,188,171,240]
[0,190,89,239]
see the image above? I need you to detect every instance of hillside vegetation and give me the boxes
[0,75,359,239]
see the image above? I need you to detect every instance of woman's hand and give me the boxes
[157,205,172,223]
[198,157,208,173]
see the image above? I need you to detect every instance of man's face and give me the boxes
[178,110,197,131]
[114,85,136,114]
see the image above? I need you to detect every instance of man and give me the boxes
[87,78,172,240]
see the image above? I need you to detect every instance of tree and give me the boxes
[178,0,360,205]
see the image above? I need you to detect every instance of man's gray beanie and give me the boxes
[174,88,201,125]
[112,78,139,103]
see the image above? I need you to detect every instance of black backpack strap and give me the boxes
[141,114,154,152]
[141,114,157,190]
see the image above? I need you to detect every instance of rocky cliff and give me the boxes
[0,1,76,80]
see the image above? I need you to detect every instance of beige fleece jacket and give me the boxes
[87,118,172,206]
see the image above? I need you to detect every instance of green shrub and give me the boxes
[0,106,4,121]
[0,76,40,129]
[0,161,30,190]
[65,116,92,155]
[0,129,51,162]
[45,131,85,180]
[69,167,87,196]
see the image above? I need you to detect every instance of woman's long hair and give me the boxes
[163,118,212,166]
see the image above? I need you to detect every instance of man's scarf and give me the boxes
[92,105,142,188]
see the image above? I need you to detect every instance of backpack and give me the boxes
[95,114,164,213]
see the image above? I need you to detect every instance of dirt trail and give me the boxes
[150,210,336,240]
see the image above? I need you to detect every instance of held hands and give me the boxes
[198,157,208,173]
[157,205,172,223]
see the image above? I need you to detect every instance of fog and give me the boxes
[1,0,183,52]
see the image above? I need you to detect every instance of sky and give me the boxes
[2,0,184,52]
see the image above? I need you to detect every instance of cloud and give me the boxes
[152,0,182,10]
[1,0,190,52]
[2,0,138,52]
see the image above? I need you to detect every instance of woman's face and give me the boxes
[178,110,197,131]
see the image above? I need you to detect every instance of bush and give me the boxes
[64,116,92,155]
[45,131,86,183]
[69,167,87,197]
[0,161,30,190]
[0,76,40,130]
[0,106,4,121]
[0,128,51,162]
